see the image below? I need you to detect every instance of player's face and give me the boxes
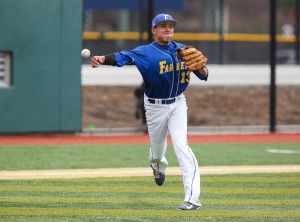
[152,23,174,45]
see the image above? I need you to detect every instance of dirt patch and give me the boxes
[82,86,300,129]
[0,133,299,145]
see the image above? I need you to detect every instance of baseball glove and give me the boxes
[176,46,208,71]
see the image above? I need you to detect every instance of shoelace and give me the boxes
[182,202,188,206]
[153,170,161,178]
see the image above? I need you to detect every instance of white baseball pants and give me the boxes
[144,94,201,206]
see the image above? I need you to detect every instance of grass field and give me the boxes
[0,143,300,170]
[0,140,299,221]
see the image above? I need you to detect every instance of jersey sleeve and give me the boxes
[193,68,209,81]
[114,52,134,67]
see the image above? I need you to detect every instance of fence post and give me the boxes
[147,0,154,44]
[219,0,224,64]
[296,0,300,64]
[270,0,276,132]
[139,0,146,45]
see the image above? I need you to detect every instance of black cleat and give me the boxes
[152,168,165,186]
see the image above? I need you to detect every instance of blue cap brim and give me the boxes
[153,20,177,28]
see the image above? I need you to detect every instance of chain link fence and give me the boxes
[81,0,300,133]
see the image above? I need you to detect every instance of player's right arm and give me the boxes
[91,51,135,69]
[91,54,117,68]
[91,56,105,68]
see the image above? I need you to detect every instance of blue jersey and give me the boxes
[114,41,208,99]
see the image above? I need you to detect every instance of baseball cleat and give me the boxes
[152,168,165,186]
[176,202,202,210]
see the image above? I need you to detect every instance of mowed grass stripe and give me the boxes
[1,196,299,205]
[0,207,299,217]
[0,185,299,195]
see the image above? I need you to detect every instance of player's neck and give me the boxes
[155,39,171,46]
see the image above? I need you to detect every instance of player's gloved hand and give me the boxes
[176,46,208,71]
[91,56,105,68]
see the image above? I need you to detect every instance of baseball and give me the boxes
[81,49,90,58]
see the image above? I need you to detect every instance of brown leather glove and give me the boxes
[176,46,208,71]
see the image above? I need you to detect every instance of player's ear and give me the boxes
[151,28,156,35]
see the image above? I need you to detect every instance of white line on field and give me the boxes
[267,149,300,154]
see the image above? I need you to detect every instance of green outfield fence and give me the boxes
[0,0,82,134]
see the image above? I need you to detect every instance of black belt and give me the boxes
[148,98,176,104]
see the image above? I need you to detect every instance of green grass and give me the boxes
[0,173,299,221]
[0,142,299,221]
[0,143,299,170]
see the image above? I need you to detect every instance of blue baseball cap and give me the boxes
[152,14,178,28]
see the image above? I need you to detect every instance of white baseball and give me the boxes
[81,49,90,58]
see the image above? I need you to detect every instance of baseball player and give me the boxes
[91,13,208,210]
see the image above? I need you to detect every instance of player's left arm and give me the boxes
[176,45,208,80]
[199,67,208,78]
[192,67,208,81]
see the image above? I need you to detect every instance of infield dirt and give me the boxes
[1,165,300,180]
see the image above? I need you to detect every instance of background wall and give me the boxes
[0,0,83,133]
[80,0,300,132]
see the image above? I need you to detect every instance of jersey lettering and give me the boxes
[159,61,166,74]
[159,61,186,75]
[180,71,191,83]
[180,62,185,70]
[165,64,169,72]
